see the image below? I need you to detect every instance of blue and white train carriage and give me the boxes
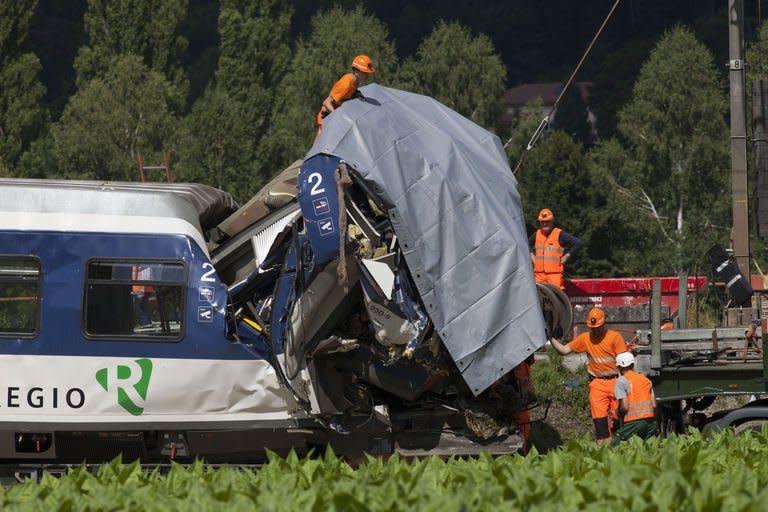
[0,85,550,462]
[0,179,308,461]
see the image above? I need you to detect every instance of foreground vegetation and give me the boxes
[2,430,767,511]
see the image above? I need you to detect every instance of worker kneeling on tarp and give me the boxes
[611,352,658,446]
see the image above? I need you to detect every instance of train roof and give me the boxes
[0,178,238,253]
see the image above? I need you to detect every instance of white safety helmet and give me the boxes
[616,352,635,368]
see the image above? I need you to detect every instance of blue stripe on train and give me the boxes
[0,230,265,360]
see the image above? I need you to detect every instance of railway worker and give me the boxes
[549,307,628,446]
[529,208,582,290]
[611,352,657,446]
[315,54,375,142]
[131,264,154,327]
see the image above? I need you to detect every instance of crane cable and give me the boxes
[505,0,623,175]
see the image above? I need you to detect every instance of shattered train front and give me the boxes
[218,84,548,451]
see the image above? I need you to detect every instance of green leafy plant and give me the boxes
[3,430,767,510]
[531,347,590,412]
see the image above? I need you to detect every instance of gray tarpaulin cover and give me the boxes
[306,84,547,395]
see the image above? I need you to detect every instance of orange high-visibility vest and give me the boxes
[132,266,155,294]
[534,227,563,273]
[622,370,655,422]
[316,73,359,129]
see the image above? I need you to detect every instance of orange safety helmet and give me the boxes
[538,208,554,222]
[351,54,375,74]
[586,307,606,328]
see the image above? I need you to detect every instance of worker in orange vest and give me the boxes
[132,265,155,327]
[315,54,375,142]
[611,352,657,446]
[529,208,581,290]
[550,307,629,446]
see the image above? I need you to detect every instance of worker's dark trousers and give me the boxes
[610,418,657,446]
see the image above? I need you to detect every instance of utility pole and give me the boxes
[729,0,750,278]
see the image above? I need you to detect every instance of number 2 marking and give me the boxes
[201,263,217,282]
[308,172,326,196]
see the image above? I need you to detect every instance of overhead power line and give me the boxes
[505,0,622,176]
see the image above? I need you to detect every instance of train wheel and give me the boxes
[734,419,768,434]
[536,283,573,340]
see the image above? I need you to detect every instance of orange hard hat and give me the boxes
[587,307,606,328]
[351,54,375,74]
[538,208,554,222]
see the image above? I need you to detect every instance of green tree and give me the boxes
[260,5,398,172]
[15,133,56,179]
[398,21,506,129]
[747,20,768,83]
[173,0,293,200]
[612,26,729,273]
[52,55,180,181]
[587,138,664,275]
[552,88,591,146]
[46,0,189,182]
[588,39,656,141]
[75,0,189,103]
[174,88,252,193]
[215,0,292,107]
[503,97,546,167]
[0,0,48,172]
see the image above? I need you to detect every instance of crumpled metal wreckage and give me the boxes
[213,84,558,448]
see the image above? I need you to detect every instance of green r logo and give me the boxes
[95,359,153,416]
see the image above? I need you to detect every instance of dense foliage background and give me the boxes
[4,0,768,277]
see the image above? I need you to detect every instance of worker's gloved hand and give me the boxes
[353,90,366,101]
[626,336,638,355]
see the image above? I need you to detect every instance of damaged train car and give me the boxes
[0,84,548,463]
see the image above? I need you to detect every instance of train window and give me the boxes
[0,256,41,338]
[83,260,186,341]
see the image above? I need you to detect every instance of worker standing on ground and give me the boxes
[550,307,627,446]
[611,352,657,446]
[529,208,582,290]
[315,55,375,142]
